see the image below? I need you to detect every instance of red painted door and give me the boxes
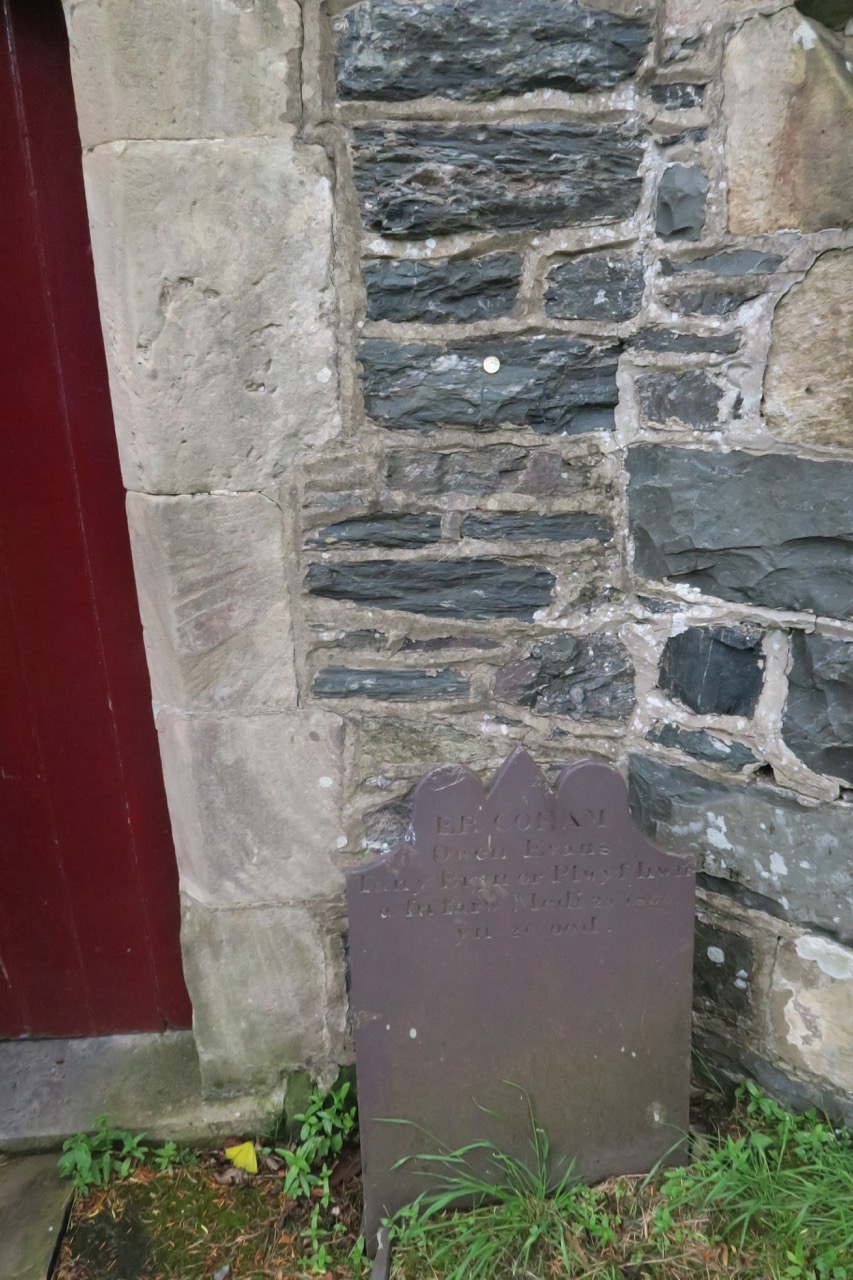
[0,0,192,1037]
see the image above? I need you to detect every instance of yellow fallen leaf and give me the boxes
[225,1141,258,1174]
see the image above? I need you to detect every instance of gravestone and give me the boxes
[346,749,695,1247]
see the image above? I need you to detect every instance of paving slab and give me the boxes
[0,1155,71,1280]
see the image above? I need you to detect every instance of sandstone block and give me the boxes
[180,898,344,1095]
[770,932,853,1093]
[764,250,853,449]
[63,0,302,146]
[83,138,339,494]
[724,10,853,234]
[127,492,296,712]
[156,711,346,907]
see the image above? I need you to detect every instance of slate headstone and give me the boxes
[346,749,695,1247]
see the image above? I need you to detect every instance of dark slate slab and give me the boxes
[647,724,757,771]
[665,285,762,317]
[628,754,853,941]
[636,370,721,428]
[335,0,651,101]
[657,127,707,148]
[351,123,644,237]
[659,626,764,717]
[307,559,555,619]
[360,336,621,435]
[386,447,593,498]
[629,329,741,355]
[310,514,441,548]
[655,165,708,241]
[545,252,645,323]
[694,919,754,1021]
[347,750,695,1246]
[496,633,635,720]
[650,83,705,108]
[782,632,853,784]
[461,513,613,544]
[363,254,521,324]
[313,667,469,701]
[627,446,853,618]
[660,249,783,276]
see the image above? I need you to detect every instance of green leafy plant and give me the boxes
[58,1116,196,1194]
[267,1081,358,1273]
[58,1114,150,1194]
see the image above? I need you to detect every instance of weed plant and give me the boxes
[388,1082,853,1280]
[58,1114,196,1194]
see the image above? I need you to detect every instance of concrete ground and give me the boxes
[0,1154,72,1280]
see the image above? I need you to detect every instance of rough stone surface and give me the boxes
[83,138,339,494]
[796,0,853,28]
[461,513,613,544]
[544,252,645,322]
[629,329,740,355]
[351,123,644,236]
[724,10,853,234]
[496,634,635,719]
[651,83,705,108]
[127,493,295,712]
[629,755,853,941]
[363,254,521,324]
[155,711,345,907]
[628,447,853,618]
[655,165,708,240]
[386,447,596,497]
[360,336,621,435]
[63,0,302,146]
[647,724,757,770]
[307,559,555,619]
[661,249,783,276]
[764,250,853,449]
[313,668,469,700]
[358,719,486,773]
[335,0,651,101]
[769,933,853,1093]
[636,370,721,428]
[694,918,756,1022]
[659,625,765,717]
[665,284,763,316]
[180,898,343,1095]
[782,632,853,784]
[309,514,441,548]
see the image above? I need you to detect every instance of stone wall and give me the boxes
[66,0,853,1118]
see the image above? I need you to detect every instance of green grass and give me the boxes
[388,1082,853,1280]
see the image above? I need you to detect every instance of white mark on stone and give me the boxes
[425,238,437,249]
[770,852,788,877]
[795,20,818,49]
[409,1027,417,1039]
[483,355,501,374]
[707,946,726,965]
[795,934,853,981]
[594,289,607,305]
[386,1024,390,1031]
[319,776,334,789]
[734,978,748,990]
[336,836,347,849]
[316,366,332,384]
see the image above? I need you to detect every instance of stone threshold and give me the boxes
[0,1032,277,1154]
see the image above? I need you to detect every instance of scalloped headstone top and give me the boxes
[346,749,695,1246]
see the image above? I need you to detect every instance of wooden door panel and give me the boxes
[0,0,191,1037]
